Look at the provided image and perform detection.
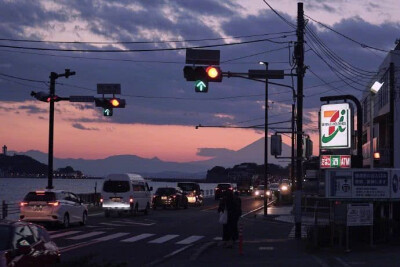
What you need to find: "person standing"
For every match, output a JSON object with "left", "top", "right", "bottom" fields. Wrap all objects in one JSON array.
[
  {"left": 232, "top": 191, "right": 242, "bottom": 242},
  {"left": 218, "top": 190, "right": 241, "bottom": 248}
]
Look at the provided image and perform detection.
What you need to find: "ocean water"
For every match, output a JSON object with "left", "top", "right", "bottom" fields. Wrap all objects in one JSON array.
[{"left": 0, "top": 178, "right": 221, "bottom": 203}]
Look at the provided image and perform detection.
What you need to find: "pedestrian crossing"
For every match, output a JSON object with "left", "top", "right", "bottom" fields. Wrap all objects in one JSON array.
[
  {"left": 50, "top": 230, "right": 207, "bottom": 246},
  {"left": 288, "top": 225, "right": 308, "bottom": 239}
]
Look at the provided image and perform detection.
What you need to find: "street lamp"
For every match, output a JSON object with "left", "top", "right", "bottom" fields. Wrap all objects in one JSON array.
[
  {"left": 370, "top": 81, "right": 384, "bottom": 169},
  {"left": 259, "top": 61, "right": 269, "bottom": 216}
]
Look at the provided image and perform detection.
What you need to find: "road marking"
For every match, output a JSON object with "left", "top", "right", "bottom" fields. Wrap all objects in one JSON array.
[
  {"left": 121, "top": 233, "right": 155, "bottom": 243},
  {"left": 94, "top": 232, "right": 130, "bottom": 241},
  {"left": 88, "top": 212, "right": 103, "bottom": 217},
  {"left": 288, "top": 225, "right": 307, "bottom": 239},
  {"left": 148, "top": 234, "right": 179, "bottom": 244},
  {"left": 112, "top": 220, "right": 155, "bottom": 226},
  {"left": 50, "top": 231, "right": 82, "bottom": 239},
  {"left": 67, "top": 231, "right": 105, "bottom": 240},
  {"left": 259, "top": 246, "right": 274, "bottom": 250},
  {"left": 98, "top": 222, "right": 126, "bottom": 227},
  {"left": 241, "top": 200, "right": 275, "bottom": 218},
  {"left": 213, "top": 237, "right": 222, "bottom": 241},
  {"left": 176, "top": 235, "right": 204, "bottom": 245},
  {"left": 334, "top": 257, "right": 352, "bottom": 267},
  {"left": 311, "top": 255, "right": 330, "bottom": 267},
  {"left": 201, "top": 205, "right": 219, "bottom": 211}
]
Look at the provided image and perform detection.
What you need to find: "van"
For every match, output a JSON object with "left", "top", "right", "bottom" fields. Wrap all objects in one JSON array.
[{"left": 100, "top": 173, "right": 152, "bottom": 217}]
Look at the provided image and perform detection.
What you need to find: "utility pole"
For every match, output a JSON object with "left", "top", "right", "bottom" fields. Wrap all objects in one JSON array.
[
  {"left": 260, "top": 62, "right": 269, "bottom": 216},
  {"left": 295, "top": 2, "right": 305, "bottom": 239},
  {"left": 47, "top": 69, "right": 75, "bottom": 189}
]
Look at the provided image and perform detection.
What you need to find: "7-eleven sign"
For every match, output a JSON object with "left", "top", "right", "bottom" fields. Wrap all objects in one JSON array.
[{"left": 320, "top": 103, "right": 352, "bottom": 149}]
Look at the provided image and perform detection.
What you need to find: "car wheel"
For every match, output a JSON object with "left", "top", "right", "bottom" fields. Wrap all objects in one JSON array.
[
  {"left": 104, "top": 210, "right": 110, "bottom": 218},
  {"left": 80, "top": 211, "right": 87, "bottom": 226},
  {"left": 62, "top": 213, "right": 70, "bottom": 228},
  {"left": 144, "top": 203, "right": 150, "bottom": 215}
]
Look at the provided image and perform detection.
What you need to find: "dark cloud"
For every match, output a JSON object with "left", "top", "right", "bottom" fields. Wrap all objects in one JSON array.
[
  {"left": 0, "top": 0, "right": 397, "bottom": 133},
  {"left": 71, "top": 123, "right": 99, "bottom": 131},
  {"left": 18, "top": 105, "right": 47, "bottom": 114}
]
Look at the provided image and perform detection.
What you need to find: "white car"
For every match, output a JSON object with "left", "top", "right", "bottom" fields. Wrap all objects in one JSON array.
[
  {"left": 101, "top": 173, "right": 153, "bottom": 217},
  {"left": 19, "top": 190, "right": 88, "bottom": 228},
  {"left": 254, "top": 185, "right": 265, "bottom": 199}
]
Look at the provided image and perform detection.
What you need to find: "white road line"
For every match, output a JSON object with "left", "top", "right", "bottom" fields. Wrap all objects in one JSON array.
[
  {"left": 94, "top": 232, "right": 130, "bottom": 241},
  {"left": 148, "top": 234, "right": 179, "bottom": 244},
  {"left": 50, "top": 231, "right": 82, "bottom": 239},
  {"left": 121, "top": 233, "right": 155, "bottom": 243},
  {"left": 213, "top": 237, "right": 222, "bottom": 241},
  {"left": 176, "top": 235, "right": 204, "bottom": 245},
  {"left": 334, "top": 257, "right": 352, "bottom": 267},
  {"left": 98, "top": 222, "right": 126, "bottom": 227},
  {"left": 311, "top": 255, "right": 330, "bottom": 267},
  {"left": 88, "top": 212, "right": 103, "bottom": 217},
  {"left": 111, "top": 220, "right": 155, "bottom": 226},
  {"left": 67, "top": 231, "right": 105, "bottom": 240}
]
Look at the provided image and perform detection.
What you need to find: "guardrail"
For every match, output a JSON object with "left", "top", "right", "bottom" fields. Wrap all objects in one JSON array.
[{"left": 1, "top": 200, "right": 20, "bottom": 219}]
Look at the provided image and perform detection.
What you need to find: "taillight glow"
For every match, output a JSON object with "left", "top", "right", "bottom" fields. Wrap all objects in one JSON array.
[
  {"left": 100, "top": 198, "right": 103, "bottom": 203},
  {"left": 20, "top": 202, "right": 28, "bottom": 207},
  {"left": 129, "top": 198, "right": 134, "bottom": 203},
  {"left": 48, "top": 201, "right": 59, "bottom": 207},
  {"left": 229, "top": 187, "right": 233, "bottom": 190}
]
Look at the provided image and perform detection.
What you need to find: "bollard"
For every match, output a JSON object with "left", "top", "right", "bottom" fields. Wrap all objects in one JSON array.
[{"left": 239, "top": 223, "right": 243, "bottom": 255}]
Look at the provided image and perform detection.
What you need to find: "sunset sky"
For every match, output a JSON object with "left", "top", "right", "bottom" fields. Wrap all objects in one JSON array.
[{"left": 0, "top": 0, "right": 399, "bottom": 163}]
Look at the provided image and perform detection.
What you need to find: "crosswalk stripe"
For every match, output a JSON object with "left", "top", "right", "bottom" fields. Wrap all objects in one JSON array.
[
  {"left": 50, "top": 231, "right": 82, "bottom": 239},
  {"left": 148, "top": 234, "right": 179, "bottom": 244},
  {"left": 67, "top": 231, "right": 105, "bottom": 240},
  {"left": 176, "top": 235, "right": 204, "bottom": 245},
  {"left": 98, "top": 222, "right": 126, "bottom": 227},
  {"left": 111, "top": 220, "right": 155, "bottom": 226},
  {"left": 121, "top": 233, "right": 155, "bottom": 243},
  {"left": 94, "top": 232, "right": 130, "bottom": 241}
]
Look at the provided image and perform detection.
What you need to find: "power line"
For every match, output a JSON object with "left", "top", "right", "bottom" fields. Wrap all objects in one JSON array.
[
  {"left": 221, "top": 46, "right": 291, "bottom": 63},
  {"left": 0, "top": 37, "right": 291, "bottom": 53},
  {"left": 0, "top": 31, "right": 296, "bottom": 45},
  {"left": 304, "top": 14, "right": 390, "bottom": 53},
  {"left": 262, "top": 0, "right": 297, "bottom": 29}
]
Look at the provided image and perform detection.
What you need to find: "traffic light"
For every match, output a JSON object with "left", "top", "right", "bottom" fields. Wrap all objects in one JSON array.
[
  {"left": 95, "top": 98, "right": 126, "bottom": 108},
  {"left": 183, "top": 66, "right": 222, "bottom": 93},
  {"left": 31, "top": 91, "right": 61, "bottom": 102},
  {"left": 103, "top": 108, "right": 113, "bottom": 117}
]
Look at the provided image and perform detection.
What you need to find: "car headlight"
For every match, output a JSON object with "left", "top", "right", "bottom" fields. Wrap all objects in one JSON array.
[
  {"left": 255, "top": 191, "right": 259, "bottom": 195},
  {"left": 266, "top": 191, "right": 271, "bottom": 196},
  {"left": 281, "top": 185, "right": 288, "bottom": 191}
]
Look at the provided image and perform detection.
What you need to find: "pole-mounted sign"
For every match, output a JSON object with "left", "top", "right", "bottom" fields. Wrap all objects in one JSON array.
[{"left": 320, "top": 103, "right": 352, "bottom": 149}]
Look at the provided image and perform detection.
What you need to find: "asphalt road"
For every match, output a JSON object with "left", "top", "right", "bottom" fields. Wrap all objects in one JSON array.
[{"left": 50, "top": 196, "right": 265, "bottom": 266}]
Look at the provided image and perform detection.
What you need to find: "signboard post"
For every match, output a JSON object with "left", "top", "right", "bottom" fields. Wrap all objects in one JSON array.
[{"left": 320, "top": 103, "right": 352, "bottom": 149}]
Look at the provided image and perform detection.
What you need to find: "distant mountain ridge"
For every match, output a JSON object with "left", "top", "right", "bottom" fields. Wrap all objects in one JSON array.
[{"left": 9, "top": 137, "right": 290, "bottom": 177}]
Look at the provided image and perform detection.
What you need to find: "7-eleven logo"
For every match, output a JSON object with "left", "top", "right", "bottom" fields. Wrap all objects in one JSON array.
[{"left": 321, "top": 109, "right": 347, "bottom": 144}]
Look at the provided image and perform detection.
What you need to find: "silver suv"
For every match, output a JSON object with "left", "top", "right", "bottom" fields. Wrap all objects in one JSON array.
[{"left": 20, "top": 190, "right": 88, "bottom": 228}]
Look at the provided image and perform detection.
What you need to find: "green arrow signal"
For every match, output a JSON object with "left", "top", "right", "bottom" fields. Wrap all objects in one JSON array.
[
  {"left": 195, "top": 80, "right": 208, "bottom": 92},
  {"left": 103, "top": 108, "right": 113, "bottom": 116}
]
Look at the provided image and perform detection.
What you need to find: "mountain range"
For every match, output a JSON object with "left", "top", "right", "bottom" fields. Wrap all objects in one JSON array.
[{"left": 10, "top": 137, "right": 291, "bottom": 178}]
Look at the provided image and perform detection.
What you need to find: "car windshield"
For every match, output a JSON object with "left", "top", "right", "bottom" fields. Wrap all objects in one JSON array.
[
  {"left": 177, "top": 183, "right": 197, "bottom": 191},
  {"left": 0, "top": 225, "right": 11, "bottom": 250},
  {"left": 257, "top": 185, "right": 264, "bottom": 190},
  {"left": 23, "top": 192, "right": 56, "bottom": 202},
  {"left": 217, "top": 184, "right": 231, "bottom": 189},
  {"left": 156, "top": 188, "right": 176, "bottom": 195},
  {"left": 269, "top": 183, "right": 279, "bottom": 189},
  {"left": 103, "top": 180, "right": 130, "bottom": 193}
]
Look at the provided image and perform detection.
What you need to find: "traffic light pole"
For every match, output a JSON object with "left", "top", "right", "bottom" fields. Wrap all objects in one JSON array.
[
  {"left": 46, "top": 70, "right": 75, "bottom": 189},
  {"left": 295, "top": 2, "right": 305, "bottom": 239},
  {"left": 261, "top": 62, "right": 269, "bottom": 216}
]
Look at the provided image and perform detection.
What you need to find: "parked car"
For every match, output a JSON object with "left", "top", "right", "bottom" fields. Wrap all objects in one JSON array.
[
  {"left": 0, "top": 220, "right": 60, "bottom": 267},
  {"left": 20, "top": 190, "right": 88, "bottom": 228},
  {"left": 152, "top": 187, "right": 188, "bottom": 209},
  {"left": 177, "top": 182, "right": 203, "bottom": 206},
  {"left": 101, "top": 173, "right": 153, "bottom": 217},
  {"left": 214, "top": 183, "right": 234, "bottom": 200}
]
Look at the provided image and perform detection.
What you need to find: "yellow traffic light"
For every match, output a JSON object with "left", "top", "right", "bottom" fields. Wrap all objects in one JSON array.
[
  {"left": 206, "top": 66, "right": 220, "bottom": 79},
  {"left": 110, "top": 98, "right": 120, "bottom": 107}
]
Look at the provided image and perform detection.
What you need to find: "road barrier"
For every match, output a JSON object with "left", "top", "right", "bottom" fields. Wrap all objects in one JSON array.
[{"left": 1, "top": 200, "right": 19, "bottom": 219}]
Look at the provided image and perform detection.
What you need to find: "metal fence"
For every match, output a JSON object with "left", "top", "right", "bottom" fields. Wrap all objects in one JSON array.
[{"left": 1, "top": 200, "right": 20, "bottom": 219}]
